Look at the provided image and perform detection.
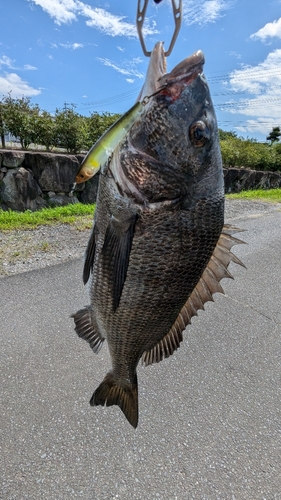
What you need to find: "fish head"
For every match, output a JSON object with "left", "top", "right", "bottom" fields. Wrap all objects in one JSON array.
[{"left": 113, "top": 42, "right": 223, "bottom": 206}]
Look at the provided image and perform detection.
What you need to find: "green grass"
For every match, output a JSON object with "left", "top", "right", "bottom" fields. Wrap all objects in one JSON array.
[
  {"left": 0, "top": 203, "right": 95, "bottom": 231},
  {"left": 1, "top": 188, "right": 280, "bottom": 232},
  {"left": 226, "top": 188, "right": 281, "bottom": 203}
]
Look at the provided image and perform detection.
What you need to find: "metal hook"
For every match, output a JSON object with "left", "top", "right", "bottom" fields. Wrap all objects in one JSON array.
[{"left": 136, "top": 0, "right": 182, "bottom": 57}]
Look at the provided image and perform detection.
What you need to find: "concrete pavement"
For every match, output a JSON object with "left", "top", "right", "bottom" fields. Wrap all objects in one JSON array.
[{"left": 1, "top": 207, "right": 280, "bottom": 499}]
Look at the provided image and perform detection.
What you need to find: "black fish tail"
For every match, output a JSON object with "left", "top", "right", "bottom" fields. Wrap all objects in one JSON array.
[{"left": 90, "top": 372, "right": 138, "bottom": 428}]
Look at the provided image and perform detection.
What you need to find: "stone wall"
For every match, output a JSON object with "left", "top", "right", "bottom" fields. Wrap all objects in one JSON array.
[
  {"left": 223, "top": 167, "right": 281, "bottom": 193},
  {"left": 0, "top": 149, "right": 280, "bottom": 212},
  {"left": 0, "top": 150, "right": 99, "bottom": 211}
]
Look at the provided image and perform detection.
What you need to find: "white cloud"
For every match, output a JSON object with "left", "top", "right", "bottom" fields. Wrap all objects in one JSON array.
[
  {"left": 0, "top": 72, "right": 41, "bottom": 96},
  {"left": 235, "top": 118, "right": 278, "bottom": 136},
  {"left": 250, "top": 17, "right": 281, "bottom": 41},
  {"left": 28, "top": 0, "right": 159, "bottom": 37},
  {"left": 97, "top": 57, "right": 144, "bottom": 79},
  {"left": 0, "top": 55, "right": 16, "bottom": 69},
  {"left": 229, "top": 51, "right": 241, "bottom": 60},
  {"left": 83, "top": 6, "right": 136, "bottom": 37},
  {"left": 126, "top": 78, "right": 135, "bottom": 84},
  {"left": 183, "top": 0, "right": 233, "bottom": 26},
  {"left": 72, "top": 42, "right": 83, "bottom": 49},
  {"left": 228, "top": 49, "right": 281, "bottom": 93},
  {"left": 117, "top": 46, "right": 125, "bottom": 52},
  {"left": 221, "top": 49, "right": 281, "bottom": 135},
  {"left": 60, "top": 42, "right": 84, "bottom": 49},
  {"left": 28, "top": 0, "right": 78, "bottom": 25},
  {"left": 1, "top": 58, "right": 37, "bottom": 72},
  {"left": 84, "top": 6, "right": 158, "bottom": 37},
  {"left": 24, "top": 64, "right": 37, "bottom": 70}
]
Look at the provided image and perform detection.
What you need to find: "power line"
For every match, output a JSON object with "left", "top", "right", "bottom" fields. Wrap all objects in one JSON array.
[
  {"left": 218, "top": 122, "right": 279, "bottom": 128},
  {"left": 65, "top": 68, "right": 281, "bottom": 110},
  {"left": 79, "top": 86, "right": 142, "bottom": 108},
  {"left": 216, "top": 97, "right": 281, "bottom": 110},
  {"left": 47, "top": 65, "right": 281, "bottom": 114},
  {"left": 207, "top": 69, "right": 281, "bottom": 83}
]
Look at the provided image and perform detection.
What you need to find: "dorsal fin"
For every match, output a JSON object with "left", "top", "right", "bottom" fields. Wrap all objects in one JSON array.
[{"left": 142, "top": 225, "right": 246, "bottom": 366}]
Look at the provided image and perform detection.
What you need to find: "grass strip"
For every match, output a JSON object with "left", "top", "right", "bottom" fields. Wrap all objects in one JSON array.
[
  {"left": 0, "top": 203, "right": 95, "bottom": 231},
  {"left": 226, "top": 188, "right": 281, "bottom": 203},
  {"left": 0, "top": 188, "right": 280, "bottom": 232}
]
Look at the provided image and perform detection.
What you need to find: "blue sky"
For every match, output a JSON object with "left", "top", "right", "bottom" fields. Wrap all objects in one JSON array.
[{"left": 0, "top": 0, "right": 280, "bottom": 141}]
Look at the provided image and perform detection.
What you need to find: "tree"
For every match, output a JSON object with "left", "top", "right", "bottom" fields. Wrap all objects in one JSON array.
[
  {"left": 219, "top": 135, "right": 241, "bottom": 168},
  {"left": 85, "top": 111, "right": 121, "bottom": 149},
  {"left": 1, "top": 94, "right": 39, "bottom": 149},
  {"left": 266, "top": 126, "right": 281, "bottom": 145},
  {"left": 31, "top": 110, "right": 56, "bottom": 151},
  {"left": 54, "top": 105, "right": 88, "bottom": 153},
  {"left": 0, "top": 100, "right": 6, "bottom": 148},
  {"left": 218, "top": 129, "right": 237, "bottom": 141},
  {"left": 220, "top": 130, "right": 281, "bottom": 172}
]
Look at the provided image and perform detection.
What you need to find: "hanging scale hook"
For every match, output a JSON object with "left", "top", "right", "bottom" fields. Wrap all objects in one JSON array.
[{"left": 136, "top": 0, "right": 182, "bottom": 57}]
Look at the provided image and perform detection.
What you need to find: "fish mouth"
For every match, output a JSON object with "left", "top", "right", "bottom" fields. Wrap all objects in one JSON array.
[
  {"left": 139, "top": 42, "right": 205, "bottom": 103},
  {"left": 158, "top": 49, "right": 205, "bottom": 87}
]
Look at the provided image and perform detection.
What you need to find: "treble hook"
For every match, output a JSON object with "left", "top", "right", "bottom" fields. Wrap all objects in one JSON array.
[{"left": 136, "top": 0, "right": 182, "bottom": 57}]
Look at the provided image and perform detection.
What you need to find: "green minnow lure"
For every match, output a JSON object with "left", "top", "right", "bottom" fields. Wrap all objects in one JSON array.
[{"left": 75, "top": 101, "right": 144, "bottom": 183}]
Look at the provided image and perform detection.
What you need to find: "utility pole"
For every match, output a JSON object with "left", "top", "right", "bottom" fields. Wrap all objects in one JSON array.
[{"left": 0, "top": 116, "right": 5, "bottom": 149}]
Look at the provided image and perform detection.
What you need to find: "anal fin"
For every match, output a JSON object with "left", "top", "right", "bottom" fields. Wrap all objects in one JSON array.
[
  {"left": 142, "top": 325, "right": 183, "bottom": 366},
  {"left": 71, "top": 306, "right": 104, "bottom": 353},
  {"left": 142, "top": 225, "right": 246, "bottom": 367}
]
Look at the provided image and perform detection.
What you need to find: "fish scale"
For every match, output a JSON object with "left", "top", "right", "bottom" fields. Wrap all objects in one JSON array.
[{"left": 72, "top": 42, "right": 245, "bottom": 428}]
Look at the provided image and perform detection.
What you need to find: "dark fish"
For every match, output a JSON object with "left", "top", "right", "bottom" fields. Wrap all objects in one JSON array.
[{"left": 72, "top": 42, "right": 245, "bottom": 428}]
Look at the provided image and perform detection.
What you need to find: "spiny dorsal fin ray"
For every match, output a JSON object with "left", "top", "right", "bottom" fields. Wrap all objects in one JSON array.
[
  {"left": 71, "top": 306, "right": 104, "bottom": 353},
  {"left": 216, "top": 243, "right": 247, "bottom": 269},
  {"left": 209, "top": 254, "right": 234, "bottom": 280},
  {"left": 204, "top": 266, "right": 225, "bottom": 295},
  {"left": 142, "top": 225, "right": 246, "bottom": 367},
  {"left": 218, "top": 232, "right": 246, "bottom": 250},
  {"left": 222, "top": 224, "right": 247, "bottom": 235}
]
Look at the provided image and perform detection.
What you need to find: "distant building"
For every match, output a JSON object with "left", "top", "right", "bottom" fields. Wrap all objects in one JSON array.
[{"left": 4, "top": 132, "right": 20, "bottom": 143}]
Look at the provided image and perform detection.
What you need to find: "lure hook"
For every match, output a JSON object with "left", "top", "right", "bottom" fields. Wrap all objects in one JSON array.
[{"left": 136, "top": 0, "right": 182, "bottom": 57}]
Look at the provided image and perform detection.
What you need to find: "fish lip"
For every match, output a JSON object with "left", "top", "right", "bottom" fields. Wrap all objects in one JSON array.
[
  {"left": 139, "top": 46, "right": 205, "bottom": 102},
  {"left": 138, "top": 41, "right": 166, "bottom": 101},
  {"left": 158, "top": 50, "right": 205, "bottom": 88}
]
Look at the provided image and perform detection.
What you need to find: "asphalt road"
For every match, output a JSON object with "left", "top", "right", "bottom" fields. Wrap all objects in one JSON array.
[{"left": 1, "top": 207, "right": 281, "bottom": 500}]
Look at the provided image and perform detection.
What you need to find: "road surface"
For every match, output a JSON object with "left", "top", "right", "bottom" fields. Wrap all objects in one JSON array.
[{"left": 1, "top": 206, "right": 280, "bottom": 499}]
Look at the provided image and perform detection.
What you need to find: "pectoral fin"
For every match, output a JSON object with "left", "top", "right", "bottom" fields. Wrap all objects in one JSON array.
[
  {"left": 72, "top": 306, "right": 104, "bottom": 353},
  {"left": 83, "top": 225, "right": 98, "bottom": 285},
  {"left": 102, "top": 214, "right": 137, "bottom": 312},
  {"left": 142, "top": 225, "right": 246, "bottom": 366}
]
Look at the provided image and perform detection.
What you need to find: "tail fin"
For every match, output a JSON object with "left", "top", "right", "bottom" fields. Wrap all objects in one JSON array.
[{"left": 90, "top": 372, "right": 138, "bottom": 428}]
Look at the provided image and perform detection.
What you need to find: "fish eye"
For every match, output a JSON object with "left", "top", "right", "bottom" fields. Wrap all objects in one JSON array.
[{"left": 189, "top": 121, "right": 210, "bottom": 147}]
